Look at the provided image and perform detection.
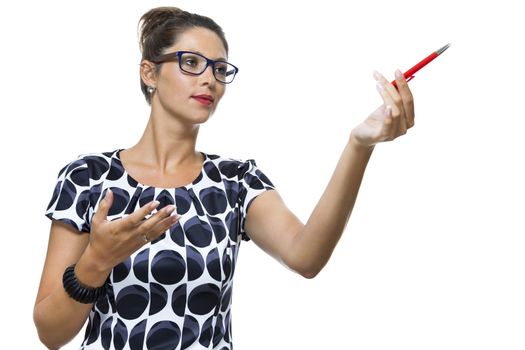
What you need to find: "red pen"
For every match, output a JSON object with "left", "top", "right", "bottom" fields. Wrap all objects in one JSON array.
[{"left": 391, "top": 43, "right": 450, "bottom": 88}]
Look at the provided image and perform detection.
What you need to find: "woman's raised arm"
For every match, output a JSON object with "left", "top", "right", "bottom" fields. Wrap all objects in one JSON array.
[{"left": 244, "top": 69, "right": 415, "bottom": 278}]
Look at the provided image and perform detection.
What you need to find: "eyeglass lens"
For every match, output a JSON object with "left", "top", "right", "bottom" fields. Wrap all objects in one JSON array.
[{"left": 179, "top": 52, "right": 236, "bottom": 83}]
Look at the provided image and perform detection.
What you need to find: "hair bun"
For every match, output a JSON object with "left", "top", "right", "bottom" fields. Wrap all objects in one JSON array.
[{"left": 138, "top": 7, "right": 185, "bottom": 54}]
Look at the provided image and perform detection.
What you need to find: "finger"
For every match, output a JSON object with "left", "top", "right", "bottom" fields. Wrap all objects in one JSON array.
[
  {"left": 391, "top": 71, "right": 408, "bottom": 134},
  {"left": 92, "top": 188, "right": 113, "bottom": 225},
  {"left": 137, "top": 204, "right": 177, "bottom": 234},
  {"left": 394, "top": 69, "right": 415, "bottom": 128},
  {"left": 376, "top": 81, "right": 402, "bottom": 136},
  {"left": 378, "top": 105, "right": 396, "bottom": 141},
  {"left": 373, "top": 71, "right": 405, "bottom": 119},
  {"left": 377, "top": 70, "right": 408, "bottom": 135},
  {"left": 125, "top": 200, "right": 160, "bottom": 226},
  {"left": 375, "top": 80, "right": 394, "bottom": 108},
  {"left": 146, "top": 212, "right": 182, "bottom": 242}
]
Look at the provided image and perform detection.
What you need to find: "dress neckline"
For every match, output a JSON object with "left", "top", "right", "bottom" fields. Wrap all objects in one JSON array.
[{"left": 114, "top": 149, "right": 207, "bottom": 190}]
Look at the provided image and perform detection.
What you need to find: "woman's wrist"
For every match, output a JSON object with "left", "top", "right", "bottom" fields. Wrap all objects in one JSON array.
[
  {"left": 348, "top": 132, "right": 375, "bottom": 154},
  {"left": 74, "top": 246, "right": 113, "bottom": 288}
]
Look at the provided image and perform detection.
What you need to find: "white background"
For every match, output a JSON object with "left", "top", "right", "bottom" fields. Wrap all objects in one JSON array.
[{"left": 1, "top": 0, "right": 524, "bottom": 349}]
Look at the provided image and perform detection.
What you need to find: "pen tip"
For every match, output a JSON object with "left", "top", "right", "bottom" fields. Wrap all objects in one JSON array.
[{"left": 436, "top": 43, "right": 451, "bottom": 55}]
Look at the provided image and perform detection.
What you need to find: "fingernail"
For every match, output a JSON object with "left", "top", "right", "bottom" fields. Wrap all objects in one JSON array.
[
  {"left": 151, "top": 200, "right": 160, "bottom": 209},
  {"left": 373, "top": 70, "right": 381, "bottom": 81},
  {"left": 395, "top": 69, "right": 403, "bottom": 79},
  {"left": 376, "top": 82, "right": 384, "bottom": 91},
  {"left": 174, "top": 214, "right": 182, "bottom": 221},
  {"left": 166, "top": 205, "right": 176, "bottom": 215}
]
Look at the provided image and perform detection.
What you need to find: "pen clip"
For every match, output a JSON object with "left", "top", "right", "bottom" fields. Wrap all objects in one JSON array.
[{"left": 406, "top": 75, "right": 415, "bottom": 82}]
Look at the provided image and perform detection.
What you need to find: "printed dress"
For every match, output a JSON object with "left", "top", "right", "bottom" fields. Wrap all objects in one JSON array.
[{"left": 45, "top": 149, "right": 275, "bottom": 350}]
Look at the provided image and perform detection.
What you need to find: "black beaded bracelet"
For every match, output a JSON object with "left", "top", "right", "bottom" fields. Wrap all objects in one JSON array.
[{"left": 62, "top": 264, "right": 107, "bottom": 304}]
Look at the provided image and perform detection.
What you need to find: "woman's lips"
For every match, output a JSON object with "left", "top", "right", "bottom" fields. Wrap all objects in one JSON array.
[{"left": 192, "top": 95, "right": 214, "bottom": 106}]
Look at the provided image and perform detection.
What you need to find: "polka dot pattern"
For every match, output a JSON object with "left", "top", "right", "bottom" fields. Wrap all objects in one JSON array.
[
  {"left": 149, "top": 283, "right": 167, "bottom": 316},
  {"left": 146, "top": 321, "right": 181, "bottom": 350},
  {"left": 181, "top": 315, "right": 200, "bottom": 349},
  {"left": 129, "top": 320, "right": 147, "bottom": 350},
  {"left": 187, "top": 246, "right": 205, "bottom": 281},
  {"left": 116, "top": 285, "right": 149, "bottom": 320},
  {"left": 133, "top": 249, "right": 149, "bottom": 283},
  {"left": 113, "top": 319, "right": 128, "bottom": 350},
  {"left": 206, "top": 248, "right": 222, "bottom": 282},
  {"left": 45, "top": 149, "right": 275, "bottom": 349},
  {"left": 188, "top": 283, "right": 221, "bottom": 315},
  {"left": 151, "top": 250, "right": 186, "bottom": 285},
  {"left": 113, "top": 257, "right": 131, "bottom": 283},
  {"left": 100, "top": 316, "right": 113, "bottom": 350},
  {"left": 184, "top": 217, "right": 213, "bottom": 248},
  {"left": 171, "top": 284, "right": 187, "bottom": 317}
]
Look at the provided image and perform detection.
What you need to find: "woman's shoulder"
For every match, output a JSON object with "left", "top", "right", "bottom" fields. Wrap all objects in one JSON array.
[
  {"left": 54, "top": 149, "right": 120, "bottom": 180},
  {"left": 204, "top": 152, "right": 258, "bottom": 178}
]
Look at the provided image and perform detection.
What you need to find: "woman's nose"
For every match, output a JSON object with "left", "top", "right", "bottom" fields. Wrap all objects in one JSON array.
[{"left": 198, "top": 65, "right": 215, "bottom": 86}]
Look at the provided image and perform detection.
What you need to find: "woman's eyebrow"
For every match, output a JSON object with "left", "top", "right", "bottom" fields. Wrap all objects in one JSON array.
[{"left": 188, "top": 49, "right": 227, "bottom": 61}]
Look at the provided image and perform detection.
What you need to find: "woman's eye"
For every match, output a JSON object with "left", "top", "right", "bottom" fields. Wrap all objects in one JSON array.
[
  {"left": 215, "top": 65, "right": 227, "bottom": 75},
  {"left": 184, "top": 58, "right": 197, "bottom": 67}
]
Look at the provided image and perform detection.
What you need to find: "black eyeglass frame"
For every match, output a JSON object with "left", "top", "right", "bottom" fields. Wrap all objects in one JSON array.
[{"left": 151, "top": 50, "right": 239, "bottom": 84}]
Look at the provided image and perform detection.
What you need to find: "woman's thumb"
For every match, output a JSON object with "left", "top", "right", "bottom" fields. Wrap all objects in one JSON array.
[{"left": 94, "top": 188, "right": 113, "bottom": 222}]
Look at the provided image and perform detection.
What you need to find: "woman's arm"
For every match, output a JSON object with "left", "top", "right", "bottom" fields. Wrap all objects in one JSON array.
[
  {"left": 245, "top": 70, "right": 414, "bottom": 278},
  {"left": 33, "top": 221, "right": 100, "bottom": 349},
  {"left": 34, "top": 190, "right": 180, "bottom": 349},
  {"left": 244, "top": 136, "right": 373, "bottom": 278}
]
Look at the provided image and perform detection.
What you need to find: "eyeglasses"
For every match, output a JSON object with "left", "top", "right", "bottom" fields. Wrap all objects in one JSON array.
[{"left": 152, "top": 51, "right": 239, "bottom": 84}]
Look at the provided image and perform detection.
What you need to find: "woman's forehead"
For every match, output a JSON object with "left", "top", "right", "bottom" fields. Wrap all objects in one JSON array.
[{"left": 168, "top": 27, "right": 227, "bottom": 60}]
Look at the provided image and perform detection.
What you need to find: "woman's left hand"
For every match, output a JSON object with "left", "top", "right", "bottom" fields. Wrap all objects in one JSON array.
[{"left": 351, "top": 69, "right": 415, "bottom": 147}]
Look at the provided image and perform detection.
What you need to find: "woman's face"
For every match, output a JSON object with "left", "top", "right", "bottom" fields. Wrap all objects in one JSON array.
[{"left": 152, "top": 27, "right": 228, "bottom": 124}]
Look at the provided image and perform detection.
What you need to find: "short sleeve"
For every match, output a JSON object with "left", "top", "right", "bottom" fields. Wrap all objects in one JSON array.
[
  {"left": 238, "top": 159, "right": 275, "bottom": 241},
  {"left": 45, "top": 158, "right": 91, "bottom": 232}
]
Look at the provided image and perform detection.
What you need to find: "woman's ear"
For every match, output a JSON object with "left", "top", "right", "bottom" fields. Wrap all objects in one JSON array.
[{"left": 140, "top": 60, "right": 158, "bottom": 87}]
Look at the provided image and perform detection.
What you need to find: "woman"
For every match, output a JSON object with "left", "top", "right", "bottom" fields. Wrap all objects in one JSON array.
[{"left": 34, "top": 6, "right": 414, "bottom": 350}]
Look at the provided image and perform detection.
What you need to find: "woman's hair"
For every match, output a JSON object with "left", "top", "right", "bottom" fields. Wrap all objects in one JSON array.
[{"left": 138, "top": 7, "right": 229, "bottom": 104}]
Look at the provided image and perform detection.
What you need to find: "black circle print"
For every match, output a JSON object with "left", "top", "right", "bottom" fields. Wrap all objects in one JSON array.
[
  {"left": 151, "top": 250, "right": 186, "bottom": 285},
  {"left": 45, "top": 150, "right": 275, "bottom": 348},
  {"left": 188, "top": 283, "right": 221, "bottom": 315},
  {"left": 146, "top": 321, "right": 181, "bottom": 350},
  {"left": 116, "top": 285, "right": 149, "bottom": 320}
]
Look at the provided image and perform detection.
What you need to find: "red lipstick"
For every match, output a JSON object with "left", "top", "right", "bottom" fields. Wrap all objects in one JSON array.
[{"left": 191, "top": 95, "right": 214, "bottom": 106}]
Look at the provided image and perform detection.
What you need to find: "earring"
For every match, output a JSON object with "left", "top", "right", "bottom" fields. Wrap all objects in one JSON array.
[{"left": 147, "top": 86, "right": 156, "bottom": 93}]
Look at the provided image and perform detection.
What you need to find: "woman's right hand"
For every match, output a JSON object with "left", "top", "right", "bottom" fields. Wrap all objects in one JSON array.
[
  {"left": 86, "top": 188, "right": 181, "bottom": 273},
  {"left": 33, "top": 188, "right": 180, "bottom": 348}
]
